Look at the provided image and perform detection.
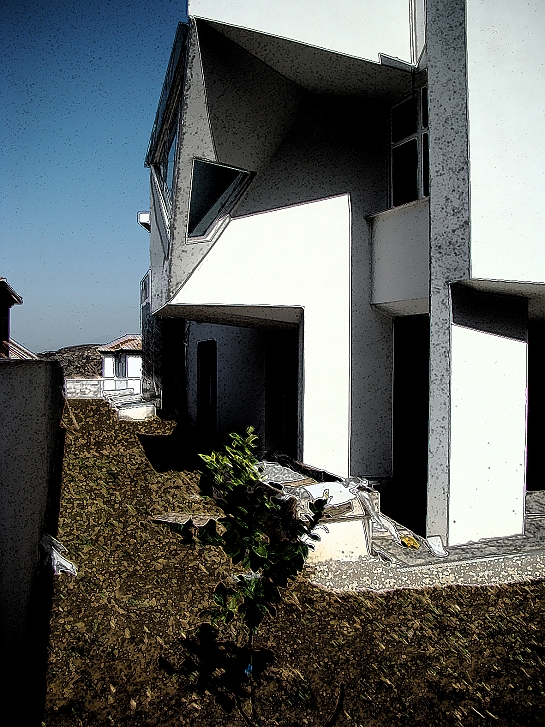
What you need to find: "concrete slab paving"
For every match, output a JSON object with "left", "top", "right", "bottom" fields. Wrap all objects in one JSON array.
[{"left": 305, "top": 491, "right": 545, "bottom": 593}]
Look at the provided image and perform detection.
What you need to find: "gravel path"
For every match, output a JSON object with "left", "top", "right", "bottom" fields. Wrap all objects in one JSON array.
[{"left": 305, "top": 551, "right": 545, "bottom": 592}]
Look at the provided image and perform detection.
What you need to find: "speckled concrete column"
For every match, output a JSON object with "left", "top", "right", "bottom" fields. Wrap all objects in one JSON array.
[{"left": 426, "top": 0, "right": 471, "bottom": 541}]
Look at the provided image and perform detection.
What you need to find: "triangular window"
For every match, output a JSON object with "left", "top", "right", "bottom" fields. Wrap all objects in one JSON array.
[{"left": 188, "top": 159, "right": 252, "bottom": 238}]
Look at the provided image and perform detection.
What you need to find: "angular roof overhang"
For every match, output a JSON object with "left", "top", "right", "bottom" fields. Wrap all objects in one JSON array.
[
  {"left": 199, "top": 17, "right": 414, "bottom": 100},
  {"left": 157, "top": 303, "right": 302, "bottom": 329},
  {"left": 145, "top": 17, "right": 415, "bottom": 168}
]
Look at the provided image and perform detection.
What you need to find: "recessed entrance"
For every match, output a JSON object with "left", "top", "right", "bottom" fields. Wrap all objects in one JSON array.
[
  {"left": 383, "top": 314, "right": 430, "bottom": 536},
  {"left": 197, "top": 339, "right": 218, "bottom": 450},
  {"left": 527, "top": 321, "right": 545, "bottom": 491},
  {"left": 264, "top": 329, "right": 300, "bottom": 459}
]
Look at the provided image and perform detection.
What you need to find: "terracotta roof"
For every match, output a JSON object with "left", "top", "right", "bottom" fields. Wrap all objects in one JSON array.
[
  {"left": 97, "top": 334, "right": 142, "bottom": 353},
  {"left": 6, "top": 339, "right": 38, "bottom": 359}
]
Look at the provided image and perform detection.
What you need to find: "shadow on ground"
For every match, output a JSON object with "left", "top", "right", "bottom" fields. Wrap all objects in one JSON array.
[{"left": 137, "top": 422, "right": 204, "bottom": 473}]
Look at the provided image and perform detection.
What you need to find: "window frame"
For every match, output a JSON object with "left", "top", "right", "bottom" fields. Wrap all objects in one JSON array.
[
  {"left": 186, "top": 158, "right": 253, "bottom": 243},
  {"left": 390, "top": 85, "right": 429, "bottom": 208}
]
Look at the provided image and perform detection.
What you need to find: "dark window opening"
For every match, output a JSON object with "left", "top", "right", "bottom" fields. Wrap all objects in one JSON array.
[
  {"left": 391, "top": 96, "right": 418, "bottom": 143},
  {"left": 197, "top": 340, "right": 217, "bottom": 449},
  {"left": 392, "top": 140, "right": 418, "bottom": 207},
  {"left": 421, "top": 87, "right": 429, "bottom": 129},
  {"left": 527, "top": 321, "right": 545, "bottom": 491},
  {"left": 264, "top": 329, "right": 299, "bottom": 459},
  {"left": 115, "top": 354, "right": 127, "bottom": 379},
  {"left": 188, "top": 160, "right": 252, "bottom": 238}
]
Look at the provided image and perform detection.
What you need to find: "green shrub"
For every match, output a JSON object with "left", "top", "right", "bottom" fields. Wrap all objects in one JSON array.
[{"left": 159, "top": 427, "right": 346, "bottom": 727}]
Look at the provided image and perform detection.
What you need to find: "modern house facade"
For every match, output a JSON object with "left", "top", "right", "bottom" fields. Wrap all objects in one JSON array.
[{"left": 139, "top": 0, "right": 545, "bottom": 548}]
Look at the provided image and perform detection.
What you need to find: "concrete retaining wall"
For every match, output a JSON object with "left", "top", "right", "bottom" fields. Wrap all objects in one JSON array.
[{"left": 0, "top": 359, "right": 65, "bottom": 724}]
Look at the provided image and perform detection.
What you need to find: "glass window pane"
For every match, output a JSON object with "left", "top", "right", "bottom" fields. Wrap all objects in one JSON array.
[
  {"left": 392, "top": 139, "right": 418, "bottom": 206},
  {"left": 165, "top": 131, "right": 177, "bottom": 194},
  {"left": 391, "top": 96, "right": 418, "bottom": 143}
]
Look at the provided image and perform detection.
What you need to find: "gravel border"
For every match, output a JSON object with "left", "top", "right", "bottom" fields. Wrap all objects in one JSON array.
[{"left": 305, "top": 551, "right": 545, "bottom": 592}]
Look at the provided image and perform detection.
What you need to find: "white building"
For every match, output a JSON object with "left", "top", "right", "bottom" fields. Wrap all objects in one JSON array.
[
  {"left": 98, "top": 334, "right": 143, "bottom": 394},
  {"left": 138, "top": 1, "right": 545, "bottom": 548}
]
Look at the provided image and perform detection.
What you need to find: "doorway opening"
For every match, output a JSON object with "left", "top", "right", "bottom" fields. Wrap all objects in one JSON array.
[
  {"left": 527, "top": 321, "right": 545, "bottom": 491},
  {"left": 197, "top": 339, "right": 217, "bottom": 451},
  {"left": 264, "top": 329, "right": 300, "bottom": 460},
  {"left": 383, "top": 314, "right": 430, "bottom": 536}
]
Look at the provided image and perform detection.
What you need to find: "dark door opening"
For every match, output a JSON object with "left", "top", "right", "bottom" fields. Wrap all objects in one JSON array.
[
  {"left": 527, "top": 321, "right": 545, "bottom": 491},
  {"left": 197, "top": 340, "right": 217, "bottom": 451},
  {"left": 264, "top": 329, "right": 299, "bottom": 459},
  {"left": 383, "top": 315, "right": 430, "bottom": 537}
]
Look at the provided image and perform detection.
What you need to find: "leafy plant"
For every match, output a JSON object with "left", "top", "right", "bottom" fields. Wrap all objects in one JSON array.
[{"left": 158, "top": 426, "right": 345, "bottom": 726}]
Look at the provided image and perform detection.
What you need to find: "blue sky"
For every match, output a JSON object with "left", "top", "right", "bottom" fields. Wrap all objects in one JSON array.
[{"left": 1, "top": 0, "right": 188, "bottom": 352}]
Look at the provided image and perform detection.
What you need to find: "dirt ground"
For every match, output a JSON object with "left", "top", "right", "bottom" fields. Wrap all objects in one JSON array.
[{"left": 43, "top": 400, "right": 545, "bottom": 727}]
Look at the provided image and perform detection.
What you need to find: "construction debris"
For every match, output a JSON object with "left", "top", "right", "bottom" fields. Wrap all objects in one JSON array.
[{"left": 41, "top": 534, "right": 78, "bottom": 576}]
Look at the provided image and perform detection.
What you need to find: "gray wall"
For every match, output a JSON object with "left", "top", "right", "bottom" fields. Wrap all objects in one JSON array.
[
  {"left": 186, "top": 321, "right": 267, "bottom": 447},
  {"left": 165, "top": 19, "right": 305, "bottom": 306},
  {"left": 0, "top": 360, "right": 65, "bottom": 723}
]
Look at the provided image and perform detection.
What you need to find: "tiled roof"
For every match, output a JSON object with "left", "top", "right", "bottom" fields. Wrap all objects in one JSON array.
[
  {"left": 97, "top": 334, "right": 142, "bottom": 353},
  {"left": 7, "top": 339, "right": 38, "bottom": 359},
  {"left": 0, "top": 277, "right": 23, "bottom": 305}
]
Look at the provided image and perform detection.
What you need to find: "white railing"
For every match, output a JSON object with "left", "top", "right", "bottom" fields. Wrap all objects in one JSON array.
[{"left": 64, "top": 378, "right": 141, "bottom": 399}]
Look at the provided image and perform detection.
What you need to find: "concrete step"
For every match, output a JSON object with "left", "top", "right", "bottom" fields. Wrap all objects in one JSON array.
[{"left": 117, "top": 402, "right": 156, "bottom": 421}]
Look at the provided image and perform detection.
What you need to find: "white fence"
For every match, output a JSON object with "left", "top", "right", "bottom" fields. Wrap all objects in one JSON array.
[{"left": 65, "top": 378, "right": 141, "bottom": 399}]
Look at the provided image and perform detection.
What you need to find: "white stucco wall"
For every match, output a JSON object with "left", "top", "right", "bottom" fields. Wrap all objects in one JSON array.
[
  {"left": 448, "top": 324, "right": 527, "bottom": 546},
  {"left": 189, "top": 0, "right": 411, "bottom": 63},
  {"left": 466, "top": 0, "right": 545, "bottom": 283},
  {"left": 171, "top": 195, "right": 351, "bottom": 475},
  {"left": 102, "top": 355, "right": 114, "bottom": 378}
]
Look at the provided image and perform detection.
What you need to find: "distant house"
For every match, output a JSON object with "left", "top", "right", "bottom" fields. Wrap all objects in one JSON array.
[
  {"left": 60, "top": 335, "right": 143, "bottom": 399},
  {"left": 98, "top": 335, "right": 143, "bottom": 394},
  {"left": 0, "top": 277, "right": 23, "bottom": 359}
]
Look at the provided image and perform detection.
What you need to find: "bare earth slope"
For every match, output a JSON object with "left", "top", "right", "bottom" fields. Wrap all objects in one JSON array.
[
  {"left": 37, "top": 345, "right": 103, "bottom": 378},
  {"left": 44, "top": 401, "right": 545, "bottom": 727}
]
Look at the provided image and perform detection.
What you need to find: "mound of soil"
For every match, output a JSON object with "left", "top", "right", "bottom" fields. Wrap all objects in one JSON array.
[
  {"left": 43, "top": 401, "right": 545, "bottom": 727},
  {"left": 37, "top": 345, "right": 103, "bottom": 378}
]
